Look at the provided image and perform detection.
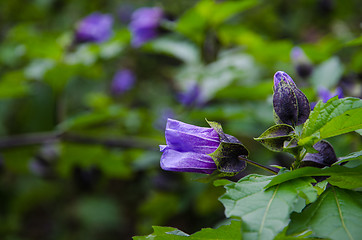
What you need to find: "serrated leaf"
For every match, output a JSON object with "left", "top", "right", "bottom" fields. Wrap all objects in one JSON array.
[
  {"left": 287, "top": 187, "right": 362, "bottom": 240},
  {"left": 219, "top": 174, "right": 317, "bottom": 240},
  {"left": 254, "top": 124, "right": 295, "bottom": 152},
  {"left": 266, "top": 165, "right": 362, "bottom": 189},
  {"left": 133, "top": 220, "right": 242, "bottom": 240},
  {"left": 300, "top": 97, "right": 362, "bottom": 147}
]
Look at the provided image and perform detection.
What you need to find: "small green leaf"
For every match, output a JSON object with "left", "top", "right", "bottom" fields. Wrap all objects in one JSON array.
[
  {"left": 310, "top": 57, "right": 344, "bottom": 89},
  {"left": 300, "top": 97, "right": 362, "bottom": 147},
  {"left": 266, "top": 165, "right": 362, "bottom": 189},
  {"left": 287, "top": 186, "right": 362, "bottom": 240},
  {"left": 254, "top": 124, "right": 295, "bottom": 152},
  {"left": 333, "top": 150, "right": 362, "bottom": 165},
  {"left": 133, "top": 220, "right": 242, "bottom": 239},
  {"left": 219, "top": 174, "right": 317, "bottom": 240}
]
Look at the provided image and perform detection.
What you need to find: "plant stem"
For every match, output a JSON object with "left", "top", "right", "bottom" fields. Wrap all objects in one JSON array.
[{"left": 238, "top": 156, "right": 278, "bottom": 175}]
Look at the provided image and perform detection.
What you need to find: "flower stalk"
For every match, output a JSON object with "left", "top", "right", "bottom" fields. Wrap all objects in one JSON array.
[{"left": 238, "top": 156, "right": 278, "bottom": 175}]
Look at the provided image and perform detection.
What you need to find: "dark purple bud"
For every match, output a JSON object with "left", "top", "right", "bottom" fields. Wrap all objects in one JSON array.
[
  {"left": 301, "top": 140, "right": 338, "bottom": 168},
  {"left": 75, "top": 13, "right": 113, "bottom": 44},
  {"left": 178, "top": 83, "right": 204, "bottom": 107},
  {"left": 273, "top": 71, "right": 310, "bottom": 126},
  {"left": 111, "top": 69, "right": 136, "bottom": 95},
  {"left": 129, "top": 7, "right": 163, "bottom": 47},
  {"left": 160, "top": 118, "right": 220, "bottom": 174}
]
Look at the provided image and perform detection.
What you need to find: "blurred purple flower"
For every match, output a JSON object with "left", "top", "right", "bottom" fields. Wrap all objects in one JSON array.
[
  {"left": 129, "top": 7, "right": 163, "bottom": 47},
  {"left": 290, "top": 47, "right": 313, "bottom": 78},
  {"left": 75, "top": 12, "right": 113, "bottom": 43},
  {"left": 111, "top": 69, "right": 136, "bottom": 95},
  {"left": 273, "top": 71, "right": 310, "bottom": 126},
  {"left": 154, "top": 108, "right": 175, "bottom": 131},
  {"left": 160, "top": 119, "right": 220, "bottom": 174},
  {"left": 311, "top": 87, "right": 344, "bottom": 109},
  {"left": 318, "top": 86, "right": 344, "bottom": 103},
  {"left": 178, "top": 83, "right": 204, "bottom": 107}
]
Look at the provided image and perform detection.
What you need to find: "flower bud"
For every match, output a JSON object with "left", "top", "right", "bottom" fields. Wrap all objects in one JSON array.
[
  {"left": 301, "top": 140, "right": 338, "bottom": 168},
  {"left": 75, "top": 13, "right": 113, "bottom": 44},
  {"left": 273, "top": 71, "right": 310, "bottom": 126}
]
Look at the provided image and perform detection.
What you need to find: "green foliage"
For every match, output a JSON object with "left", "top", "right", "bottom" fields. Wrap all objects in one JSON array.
[
  {"left": 300, "top": 97, "right": 362, "bottom": 148},
  {"left": 133, "top": 220, "right": 242, "bottom": 240},
  {"left": 266, "top": 165, "right": 362, "bottom": 190},
  {"left": 287, "top": 187, "right": 362, "bottom": 240},
  {"left": 219, "top": 174, "right": 317, "bottom": 240}
]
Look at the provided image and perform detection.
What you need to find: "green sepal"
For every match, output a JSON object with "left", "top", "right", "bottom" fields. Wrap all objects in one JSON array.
[
  {"left": 209, "top": 141, "right": 248, "bottom": 175},
  {"left": 254, "top": 124, "right": 295, "bottom": 152},
  {"left": 206, "top": 119, "right": 249, "bottom": 175},
  {"left": 283, "top": 137, "right": 301, "bottom": 155}
]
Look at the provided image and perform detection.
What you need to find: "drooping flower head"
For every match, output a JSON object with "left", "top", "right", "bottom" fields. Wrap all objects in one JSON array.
[
  {"left": 129, "top": 7, "right": 163, "bottom": 47},
  {"left": 111, "top": 69, "right": 136, "bottom": 95},
  {"left": 273, "top": 71, "right": 310, "bottom": 126},
  {"left": 75, "top": 13, "right": 113, "bottom": 44},
  {"left": 160, "top": 119, "right": 219, "bottom": 174}
]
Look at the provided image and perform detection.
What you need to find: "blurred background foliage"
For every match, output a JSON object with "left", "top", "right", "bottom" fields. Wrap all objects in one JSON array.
[{"left": 0, "top": 0, "right": 361, "bottom": 239}]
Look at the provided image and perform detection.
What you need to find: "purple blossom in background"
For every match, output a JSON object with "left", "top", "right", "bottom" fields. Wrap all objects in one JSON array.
[
  {"left": 273, "top": 71, "right": 310, "bottom": 126},
  {"left": 154, "top": 108, "right": 175, "bottom": 131},
  {"left": 75, "top": 13, "right": 113, "bottom": 43},
  {"left": 160, "top": 119, "right": 220, "bottom": 174},
  {"left": 178, "top": 83, "right": 204, "bottom": 107},
  {"left": 318, "top": 86, "right": 344, "bottom": 103},
  {"left": 290, "top": 46, "right": 313, "bottom": 78},
  {"left": 111, "top": 69, "right": 136, "bottom": 95},
  {"left": 129, "top": 7, "right": 163, "bottom": 47},
  {"left": 310, "top": 86, "right": 344, "bottom": 109}
]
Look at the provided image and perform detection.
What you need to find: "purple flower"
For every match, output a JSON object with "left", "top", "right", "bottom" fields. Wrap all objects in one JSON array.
[
  {"left": 129, "top": 7, "right": 163, "bottom": 47},
  {"left": 290, "top": 47, "right": 313, "bottom": 78},
  {"left": 75, "top": 13, "right": 113, "bottom": 43},
  {"left": 178, "top": 83, "right": 204, "bottom": 107},
  {"left": 160, "top": 119, "right": 220, "bottom": 174},
  {"left": 273, "top": 71, "right": 310, "bottom": 126},
  {"left": 111, "top": 69, "right": 136, "bottom": 95},
  {"left": 318, "top": 86, "right": 344, "bottom": 103},
  {"left": 311, "top": 87, "right": 344, "bottom": 110}
]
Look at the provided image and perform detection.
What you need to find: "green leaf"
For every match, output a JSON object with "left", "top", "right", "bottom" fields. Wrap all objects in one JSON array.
[
  {"left": 310, "top": 57, "right": 343, "bottom": 89},
  {"left": 0, "top": 70, "right": 29, "bottom": 98},
  {"left": 333, "top": 150, "right": 362, "bottom": 165},
  {"left": 266, "top": 165, "right": 362, "bottom": 189},
  {"left": 287, "top": 187, "right": 362, "bottom": 240},
  {"left": 133, "top": 220, "right": 242, "bottom": 239},
  {"left": 254, "top": 124, "right": 295, "bottom": 152},
  {"left": 300, "top": 97, "right": 362, "bottom": 147},
  {"left": 219, "top": 174, "right": 317, "bottom": 240}
]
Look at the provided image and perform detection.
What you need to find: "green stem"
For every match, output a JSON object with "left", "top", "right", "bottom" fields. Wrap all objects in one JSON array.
[{"left": 238, "top": 156, "right": 278, "bottom": 175}]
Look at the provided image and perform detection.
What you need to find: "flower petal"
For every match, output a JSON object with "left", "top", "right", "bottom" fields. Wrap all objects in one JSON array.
[
  {"left": 160, "top": 149, "right": 217, "bottom": 174},
  {"left": 165, "top": 119, "right": 220, "bottom": 154}
]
